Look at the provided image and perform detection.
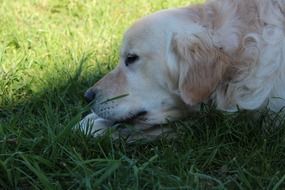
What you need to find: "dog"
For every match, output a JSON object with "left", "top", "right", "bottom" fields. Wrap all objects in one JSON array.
[{"left": 79, "top": 0, "right": 285, "bottom": 139}]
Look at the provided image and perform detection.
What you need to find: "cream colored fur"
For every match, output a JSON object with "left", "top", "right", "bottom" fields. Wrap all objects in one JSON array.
[{"left": 80, "top": 0, "right": 285, "bottom": 138}]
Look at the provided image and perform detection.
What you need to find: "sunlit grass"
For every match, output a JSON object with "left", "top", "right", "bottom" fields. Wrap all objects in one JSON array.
[{"left": 1, "top": 0, "right": 285, "bottom": 189}]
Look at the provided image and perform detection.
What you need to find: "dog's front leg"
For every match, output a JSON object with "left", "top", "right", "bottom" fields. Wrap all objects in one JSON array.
[
  {"left": 77, "top": 113, "right": 113, "bottom": 137},
  {"left": 76, "top": 114, "right": 173, "bottom": 141}
]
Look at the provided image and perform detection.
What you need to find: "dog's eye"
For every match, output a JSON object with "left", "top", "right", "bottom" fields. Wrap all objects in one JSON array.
[{"left": 125, "top": 54, "right": 139, "bottom": 66}]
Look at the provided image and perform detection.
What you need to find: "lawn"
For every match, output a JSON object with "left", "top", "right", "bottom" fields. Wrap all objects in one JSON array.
[{"left": 1, "top": 0, "right": 285, "bottom": 189}]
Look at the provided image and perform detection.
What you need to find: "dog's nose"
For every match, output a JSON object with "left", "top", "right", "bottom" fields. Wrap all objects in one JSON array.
[{"left": 84, "top": 89, "right": 96, "bottom": 103}]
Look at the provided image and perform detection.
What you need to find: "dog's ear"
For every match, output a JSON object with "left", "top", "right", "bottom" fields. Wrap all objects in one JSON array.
[{"left": 172, "top": 33, "right": 230, "bottom": 105}]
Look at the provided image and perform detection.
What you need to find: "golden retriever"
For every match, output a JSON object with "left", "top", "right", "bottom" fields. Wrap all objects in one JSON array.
[{"left": 79, "top": 0, "right": 285, "bottom": 139}]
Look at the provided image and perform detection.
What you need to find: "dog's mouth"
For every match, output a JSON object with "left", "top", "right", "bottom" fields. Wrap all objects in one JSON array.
[
  {"left": 89, "top": 106, "right": 148, "bottom": 124},
  {"left": 114, "top": 110, "right": 148, "bottom": 124}
]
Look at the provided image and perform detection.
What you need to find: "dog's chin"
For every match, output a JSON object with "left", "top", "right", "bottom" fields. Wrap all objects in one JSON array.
[{"left": 114, "top": 110, "right": 148, "bottom": 125}]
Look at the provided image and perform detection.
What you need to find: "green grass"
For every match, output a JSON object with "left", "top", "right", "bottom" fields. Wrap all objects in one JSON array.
[{"left": 1, "top": 0, "right": 285, "bottom": 189}]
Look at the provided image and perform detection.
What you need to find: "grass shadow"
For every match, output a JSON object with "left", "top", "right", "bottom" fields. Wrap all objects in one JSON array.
[{"left": 1, "top": 52, "right": 285, "bottom": 189}]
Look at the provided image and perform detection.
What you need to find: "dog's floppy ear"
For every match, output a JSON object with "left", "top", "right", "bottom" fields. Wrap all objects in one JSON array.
[{"left": 172, "top": 33, "right": 230, "bottom": 105}]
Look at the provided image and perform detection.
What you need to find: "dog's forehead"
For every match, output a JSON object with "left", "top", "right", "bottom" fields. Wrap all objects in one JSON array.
[
  {"left": 120, "top": 9, "right": 203, "bottom": 56},
  {"left": 121, "top": 18, "right": 164, "bottom": 55}
]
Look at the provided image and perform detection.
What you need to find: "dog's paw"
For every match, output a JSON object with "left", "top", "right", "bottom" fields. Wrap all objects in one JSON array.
[{"left": 76, "top": 113, "right": 113, "bottom": 137}]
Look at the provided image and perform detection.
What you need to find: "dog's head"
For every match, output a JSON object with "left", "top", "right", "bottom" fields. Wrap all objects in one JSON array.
[{"left": 85, "top": 8, "right": 233, "bottom": 125}]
